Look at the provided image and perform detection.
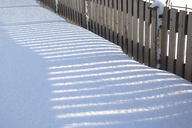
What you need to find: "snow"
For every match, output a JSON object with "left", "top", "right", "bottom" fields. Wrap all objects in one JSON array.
[
  {"left": 169, "top": 0, "right": 192, "bottom": 9},
  {"left": 149, "top": 0, "right": 165, "bottom": 28},
  {"left": 0, "top": 0, "right": 192, "bottom": 128}
]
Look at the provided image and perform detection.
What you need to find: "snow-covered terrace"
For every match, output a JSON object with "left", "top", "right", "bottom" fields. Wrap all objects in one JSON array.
[{"left": 0, "top": 0, "right": 192, "bottom": 128}]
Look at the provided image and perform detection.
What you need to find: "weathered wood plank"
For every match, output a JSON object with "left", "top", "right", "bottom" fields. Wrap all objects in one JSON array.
[
  {"left": 103, "top": 0, "right": 107, "bottom": 38},
  {"left": 97, "top": 0, "right": 101, "bottom": 35},
  {"left": 160, "top": 7, "right": 169, "bottom": 70},
  {"left": 78, "top": 0, "right": 80, "bottom": 25},
  {"left": 123, "top": 0, "right": 128, "bottom": 54},
  {"left": 127, "top": 0, "right": 133, "bottom": 57},
  {"left": 82, "top": 0, "right": 86, "bottom": 28},
  {"left": 176, "top": 11, "right": 187, "bottom": 77},
  {"left": 110, "top": 0, "right": 114, "bottom": 42},
  {"left": 87, "top": 0, "right": 91, "bottom": 30},
  {"left": 109, "top": 0, "right": 113, "bottom": 41},
  {"left": 150, "top": 9, "right": 157, "bottom": 68},
  {"left": 106, "top": 0, "right": 110, "bottom": 40},
  {"left": 93, "top": 0, "right": 96, "bottom": 33},
  {"left": 144, "top": 2, "right": 150, "bottom": 66},
  {"left": 113, "top": 0, "right": 118, "bottom": 44},
  {"left": 118, "top": 0, "right": 122, "bottom": 47},
  {"left": 167, "top": 9, "right": 177, "bottom": 73},
  {"left": 100, "top": 0, "right": 104, "bottom": 37},
  {"left": 94, "top": 0, "right": 98, "bottom": 33},
  {"left": 133, "top": 0, "right": 139, "bottom": 60},
  {"left": 185, "top": 12, "right": 192, "bottom": 81},
  {"left": 138, "top": 0, "right": 144, "bottom": 63}
]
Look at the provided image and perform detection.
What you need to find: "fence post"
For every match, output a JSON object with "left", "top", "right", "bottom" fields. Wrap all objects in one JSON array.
[
  {"left": 150, "top": 8, "right": 158, "bottom": 68},
  {"left": 160, "top": 7, "right": 169, "bottom": 70}
]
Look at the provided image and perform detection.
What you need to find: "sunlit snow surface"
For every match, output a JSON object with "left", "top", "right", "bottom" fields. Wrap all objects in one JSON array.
[{"left": 0, "top": 0, "right": 192, "bottom": 128}]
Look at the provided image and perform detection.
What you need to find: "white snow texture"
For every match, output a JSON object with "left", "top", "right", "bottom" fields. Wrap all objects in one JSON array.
[{"left": 0, "top": 0, "right": 192, "bottom": 128}]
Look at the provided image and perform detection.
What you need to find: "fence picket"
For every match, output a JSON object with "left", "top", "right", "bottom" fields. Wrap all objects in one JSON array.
[
  {"left": 109, "top": 0, "right": 113, "bottom": 41},
  {"left": 128, "top": 0, "right": 133, "bottom": 57},
  {"left": 144, "top": 3, "right": 150, "bottom": 66},
  {"left": 114, "top": 0, "right": 118, "bottom": 44},
  {"left": 160, "top": 7, "right": 169, "bottom": 70},
  {"left": 100, "top": 0, "right": 104, "bottom": 37},
  {"left": 167, "top": 9, "right": 177, "bottom": 73},
  {"left": 123, "top": 0, "right": 128, "bottom": 54},
  {"left": 133, "top": 0, "right": 139, "bottom": 60},
  {"left": 138, "top": 0, "right": 144, "bottom": 63},
  {"left": 118, "top": 0, "right": 122, "bottom": 47},
  {"left": 185, "top": 12, "right": 192, "bottom": 81},
  {"left": 176, "top": 11, "right": 187, "bottom": 77},
  {"left": 150, "top": 9, "right": 157, "bottom": 68},
  {"left": 106, "top": 0, "right": 109, "bottom": 40},
  {"left": 103, "top": 0, "right": 107, "bottom": 38}
]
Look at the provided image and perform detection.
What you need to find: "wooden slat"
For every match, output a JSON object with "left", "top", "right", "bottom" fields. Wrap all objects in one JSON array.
[
  {"left": 176, "top": 11, "right": 187, "bottom": 77},
  {"left": 160, "top": 7, "right": 169, "bottom": 70},
  {"left": 103, "top": 0, "right": 107, "bottom": 38},
  {"left": 69, "top": 0, "right": 72, "bottom": 20},
  {"left": 133, "top": 0, "right": 139, "bottom": 60},
  {"left": 144, "top": 2, "right": 150, "bottom": 66},
  {"left": 114, "top": 0, "right": 118, "bottom": 44},
  {"left": 90, "top": 0, "right": 93, "bottom": 31},
  {"left": 109, "top": 0, "right": 113, "bottom": 41},
  {"left": 123, "top": 0, "right": 128, "bottom": 54},
  {"left": 150, "top": 9, "right": 157, "bottom": 68},
  {"left": 98, "top": 0, "right": 101, "bottom": 34},
  {"left": 127, "top": 0, "right": 133, "bottom": 57},
  {"left": 71, "top": 0, "right": 74, "bottom": 22},
  {"left": 75, "top": 0, "right": 78, "bottom": 24},
  {"left": 96, "top": 0, "right": 99, "bottom": 34},
  {"left": 66, "top": 0, "right": 68, "bottom": 18},
  {"left": 82, "top": 0, "right": 86, "bottom": 28},
  {"left": 111, "top": 0, "right": 115, "bottom": 42},
  {"left": 106, "top": 0, "right": 109, "bottom": 40},
  {"left": 93, "top": 0, "right": 96, "bottom": 33},
  {"left": 167, "top": 9, "right": 177, "bottom": 73},
  {"left": 185, "top": 12, "right": 192, "bottom": 81},
  {"left": 118, "top": 0, "right": 122, "bottom": 47},
  {"left": 138, "top": 0, "right": 144, "bottom": 63},
  {"left": 79, "top": 0, "right": 82, "bottom": 26},
  {"left": 100, "top": 0, "right": 104, "bottom": 37}
]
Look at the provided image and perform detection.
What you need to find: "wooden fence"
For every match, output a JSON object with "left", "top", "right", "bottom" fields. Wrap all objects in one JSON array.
[
  {"left": 57, "top": 0, "right": 87, "bottom": 28},
  {"left": 88, "top": 0, "right": 158, "bottom": 69},
  {"left": 39, "top": 0, "right": 56, "bottom": 12},
  {"left": 161, "top": 8, "right": 192, "bottom": 81},
  {"left": 39, "top": 0, "right": 192, "bottom": 82}
]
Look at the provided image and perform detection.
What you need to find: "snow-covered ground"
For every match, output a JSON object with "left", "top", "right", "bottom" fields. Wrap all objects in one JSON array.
[{"left": 0, "top": 0, "right": 192, "bottom": 128}]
